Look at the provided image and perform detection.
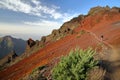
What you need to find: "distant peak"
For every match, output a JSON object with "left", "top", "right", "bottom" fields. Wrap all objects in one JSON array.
[{"left": 4, "top": 35, "right": 12, "bottom": 38}]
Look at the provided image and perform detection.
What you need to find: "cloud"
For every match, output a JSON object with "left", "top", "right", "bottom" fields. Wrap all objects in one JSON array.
[
  {"left": 23, "top": 13, "right": 80, "bottom": 29},
  {"left": 0, "top": 0, "right": 32, "bottom": 14},
  {"left": 0, "top": 0, "right": 80, "bottom": 21},
  {"left": 24, "top": 20, "right": 62, "bottom": 29},
  {"left": 0, "top": 0, "right": 63, "bottom": 19}
]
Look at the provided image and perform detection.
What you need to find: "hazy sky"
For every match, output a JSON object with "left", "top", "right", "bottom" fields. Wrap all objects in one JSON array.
[{"left": 0, "top": 0, "right": 120, "bottom": 40}]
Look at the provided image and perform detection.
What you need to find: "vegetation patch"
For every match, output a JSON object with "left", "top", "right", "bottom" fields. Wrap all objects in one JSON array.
[
  {"left": 52, "top": 48, "right": 98, "bottom": 80},
  {"left": 76, "top": 30, "right": 86, "bottom": 38},
  {"left": 28, "top": 65, "right": 47, "bottom": 80},
  {"left": 80, "top": 30, "right": 86, "bottom": 35}
]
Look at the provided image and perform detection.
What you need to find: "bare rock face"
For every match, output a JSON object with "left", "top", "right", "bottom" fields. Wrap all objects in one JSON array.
[
  {"left": 88, "top": 6, "right": 110, "bottom": 16},
  {"left": 25, "top": 38, "right": 36, "bottom": 54},
  {"left": 111, "top": 7, "right": 120, "bottom": 12},
  {"left": 42, "top": 15, "right": 85, "bottom": 42},
  {"left": 7, "top": 50, "right": 18, "bottom": 63},
  {"left": 23, "top": 38, "right": 43, "bottom": 57},
  {"left": 87, "top": 6, "right": 120, "bottom": 19},
  {"left": 24, "top": 38, "right": 36, "bottom": 54},
  {"left": 27, "top": 38, "right": 36, "bottom": 48},
  {"left": 41, "top": 36, "right": 46, "bottom": 43}
]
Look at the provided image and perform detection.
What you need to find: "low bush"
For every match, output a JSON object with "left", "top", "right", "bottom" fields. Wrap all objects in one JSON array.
[{"left": 52, "top": 48, "right": 98, "bottom": 80}]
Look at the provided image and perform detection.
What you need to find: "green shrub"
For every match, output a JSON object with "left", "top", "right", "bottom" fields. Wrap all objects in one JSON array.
[{"left": 52, "top": 48, "right": 98, "bottom": 80}]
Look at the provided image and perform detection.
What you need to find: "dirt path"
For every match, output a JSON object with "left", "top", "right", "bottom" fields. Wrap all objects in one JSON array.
[{"left": 89, "top": 30, "right": 120, "bottom": 80}]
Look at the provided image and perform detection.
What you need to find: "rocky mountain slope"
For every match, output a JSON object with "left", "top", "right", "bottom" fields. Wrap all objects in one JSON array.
[
  {"left": 0, "top": 6, "right": 120, "bottom": 80},
  {"left": 0, "top": 50, "right": 18, "bottom": 70},
  {"left": 0, "top": 36, "right": 26, "bottom": 59}
]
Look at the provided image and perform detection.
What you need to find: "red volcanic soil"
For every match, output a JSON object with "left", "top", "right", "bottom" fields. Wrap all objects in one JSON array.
[
  {"left": 0, "top": 30, "right": 99, "bottom": 80},
  {"left": 0, "top": 11, "right": 120, "bottom": 80}
]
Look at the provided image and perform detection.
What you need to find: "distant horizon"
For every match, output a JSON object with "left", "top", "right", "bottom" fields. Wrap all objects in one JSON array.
[
  {"left": 0, "top": 33, "right": 43, "bottom": 40},
  {"left": 0, "top": 0, "right": 120, "bottom": 40}
]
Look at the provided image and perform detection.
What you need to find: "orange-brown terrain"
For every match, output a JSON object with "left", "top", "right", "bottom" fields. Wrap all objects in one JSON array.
[{"left": 0, "top": 6, "right": 120, "bottom": 80}]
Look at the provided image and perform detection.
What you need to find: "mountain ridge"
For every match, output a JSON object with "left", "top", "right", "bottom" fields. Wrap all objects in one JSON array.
[
  {"left": 0, "top": 35, "right": 26, "bottom": 59},
  {"left": 0, "top": 6, "right": 120, "bottom": 80}
]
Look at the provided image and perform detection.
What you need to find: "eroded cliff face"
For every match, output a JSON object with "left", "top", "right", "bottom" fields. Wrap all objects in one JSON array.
[{"left": 0, "top": 6, "right": 120, "bottom": 80}]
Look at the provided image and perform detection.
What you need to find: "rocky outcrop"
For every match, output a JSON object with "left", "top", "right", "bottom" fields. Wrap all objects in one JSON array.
[
  {"left": 81, "top": 6, "right": 120, "bottom": 30},
  {"left": 0, "top": 50, "right": 18, "bottom": 70},
  {"left": 23, "top": 14, "right": 85, "bottom": 51},
  {"left": 27, "top": 38, "right": 36, "bottom": 48},
  {"left": 111, "top": 7, "right": 120, "bottom": 12},
  {"left": 7, "top": 50, "right": 18, "bottom": 63},
  {"left": 88, "top": 6, "right": 110, "bottom": 16},
  {"left": 40, "top": 15, "right": 85, "bottom": 44},
  {"left": 24, "top": 38, "right": 39, "bottom": 56}
]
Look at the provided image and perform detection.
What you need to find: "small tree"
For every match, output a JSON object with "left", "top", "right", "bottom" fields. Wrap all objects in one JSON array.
[{"left": 52, "top": 48, "right": 98, "bottom": 80}]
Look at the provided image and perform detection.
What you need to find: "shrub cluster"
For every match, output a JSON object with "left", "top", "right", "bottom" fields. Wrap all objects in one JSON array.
[{"left": 52, "top": 48, "right": 98, "bottom": 80}]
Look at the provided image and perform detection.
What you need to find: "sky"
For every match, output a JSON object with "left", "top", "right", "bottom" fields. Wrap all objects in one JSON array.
[{"left": 0, "top": 0, "right": 120, "bottom": 40}]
